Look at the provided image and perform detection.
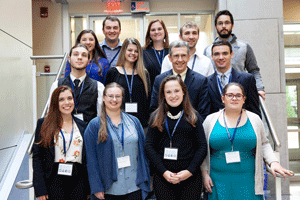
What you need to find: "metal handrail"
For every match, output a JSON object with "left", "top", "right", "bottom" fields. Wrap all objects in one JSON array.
[
  {"left": 26, "top": 52, "right": 68, "bottom": 155},
  {"left": 259, "top": 96, "right": 281, "bottom": 150}
]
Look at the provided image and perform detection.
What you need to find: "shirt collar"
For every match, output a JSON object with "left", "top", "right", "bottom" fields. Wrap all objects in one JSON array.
[
  {"left": 216, "top": 67, "right": 232, "bottom": 78},
  {"left": 172, "top": 68, "right": 188, "bottom": 82},
  {"left": 70, "top": 73, "right": 86, "bottom": 86},
  {"left": 101, "top": 39, "right": 122, "bottom": 50}
]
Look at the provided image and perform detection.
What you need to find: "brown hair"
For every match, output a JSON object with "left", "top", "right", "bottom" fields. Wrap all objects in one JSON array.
[
  {"left": 98, "top": 82, "right": 125, "bottom": 143},
  {"left": 150, "top": 75, "right": 197, "bottom": 131},
  {"left": 116, "top": 38, "right": 149, "bottom": 97},
  {"left": 144, "top": 19, "right": 169, "bottom": 49},
  {"left": 76, "top": 29, "right": 107, "bottom": 76},
  {"left": 69, "top": 43, "right": 91, "bottom": 59},
  {"left": 38, "top": 86, "right": 73, "bottom": 148}
]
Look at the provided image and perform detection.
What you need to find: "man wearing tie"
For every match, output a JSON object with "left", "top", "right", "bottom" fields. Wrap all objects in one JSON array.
[
  {"left": 208, "top": 40, "right": 260, "bottom": 117},
  {"left": 150, "top": 40, "right": 210, "bottom": 120},
  {"left": 49, "top": 44, "right": 104, "bottom": 123}
]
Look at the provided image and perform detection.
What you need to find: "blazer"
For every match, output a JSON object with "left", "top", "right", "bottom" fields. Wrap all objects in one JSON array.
[
  {"left": 143, "top": 46, "right": 169, "bottom": 89},
  {"left": 32, "top": 117, "right": 88, "bottom": 198},
  {"left": 208, "top": 67, "right": 261, "bottom": 118},
  {"left": 150, "top": 68, "right": 210, "bottom": 120}
]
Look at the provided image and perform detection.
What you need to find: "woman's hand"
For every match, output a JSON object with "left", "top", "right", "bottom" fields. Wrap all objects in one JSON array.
[
  {"left": 202, "top": 171, "right": 213, "bottom": 193},
  {"left": 37, "top": 195, "right": 48, "bottom": 200},
  {"left": 173, "top": 170, "right": 192, "bottom": 183},
  {"left": 270, "top": 162, "right": 294, "bottom": 178},
  {"left": 94, "top": 191, "right": 105, "bottom": 199},
  {"left": 163, "top": 170, "right": 180, "bottom": 184}
]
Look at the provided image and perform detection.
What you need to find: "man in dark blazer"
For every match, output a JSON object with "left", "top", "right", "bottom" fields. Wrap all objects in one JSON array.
[
  {"left": 150, "top": 40, "right": 210, "bottom": 120},
  {"left": 208, "top": 40, "right": 261, "bottom": 117}
]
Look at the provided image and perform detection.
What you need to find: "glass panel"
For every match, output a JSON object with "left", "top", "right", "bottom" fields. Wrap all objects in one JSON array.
[
  {"left": 284, "top": 23, "right": 300, "bottom": 174},
  {"left": 70, "top": 17, "right": 87, "bottom": 47}
]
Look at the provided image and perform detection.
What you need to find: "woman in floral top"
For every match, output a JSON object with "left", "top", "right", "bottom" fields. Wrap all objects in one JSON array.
[{"left": 32, "top": 86, "right": 89, "bottom": 200}]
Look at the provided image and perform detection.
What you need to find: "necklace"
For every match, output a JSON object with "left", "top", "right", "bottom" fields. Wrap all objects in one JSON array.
[{"left": 167, "top": 111, "right": 182, "bottom": 120}]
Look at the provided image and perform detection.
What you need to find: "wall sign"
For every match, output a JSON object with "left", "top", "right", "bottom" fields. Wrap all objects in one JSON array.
[{"left": 131, "top": 1, "right": 150, "bottom": 13}]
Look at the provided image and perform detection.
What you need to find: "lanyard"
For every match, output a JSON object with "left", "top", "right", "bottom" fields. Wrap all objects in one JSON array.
[
  {"left": 123, "top": 67, "right": 135, "bottom": 102},
  {"left": 70, "top": 77, "right": 85, "bottom": 112},
  {"left": 86, "top": 60, "right": 94, "bottom": 76},
  {"left": 223, "top": 110, "right": 242, "bottom": 151},
  {"left": 108, "top": 117, "right": 125, "bottom": 156},
  {"left": 217, "top": 74, "right": 232, "bottom": 94},
  {"left": 153, "top": 48, "right": 165, "bottom": 67},
  {"left": 103, "top": 47, "right": 121, "bottom": 67},
  {"left": 165, "top": 111, "right": 184, "bottom": 148},
  {"left": 191, "top": 55, "right": 196, "bottom": 70},
  {"left": 60, "top": 119, "right": 74, "bottom": 157}
]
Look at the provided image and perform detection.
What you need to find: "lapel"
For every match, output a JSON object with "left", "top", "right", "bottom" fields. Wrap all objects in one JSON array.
[
  {"left": 184, "top": 68, "right": 194, "bottom": 89},
  {"left": 145, "top": 47, "right": 161, "bottom": 71},
  {"left": 209, "top": 72, "right": 221, "bottom": 99},
  {"left": 230, "top": 68, "right": 240, "bottom": 82}
]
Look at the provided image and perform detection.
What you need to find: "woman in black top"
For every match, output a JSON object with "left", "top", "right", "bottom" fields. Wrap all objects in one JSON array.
[
  {"left": 105, "top": 38, "right": 151, "bottom": 128},
  {"left": 143, "top": 19, "right": 169, "bottom": 89},
  {"left": 145, "top": 75, "right": 207, "bottom": 200}
]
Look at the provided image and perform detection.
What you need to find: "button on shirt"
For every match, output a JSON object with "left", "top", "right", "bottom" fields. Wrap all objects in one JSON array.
[
  {"left": 216, "top": 67, "right": 232, "bottom": 94},
  {"left": 105, "top": 112, "right": 139, "bottom": 195},
  {"left": 100, "top": 40, "right": 123, "bottom": 68}
]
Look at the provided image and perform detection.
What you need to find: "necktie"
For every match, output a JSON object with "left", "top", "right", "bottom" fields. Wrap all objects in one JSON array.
[
  {"left": 220, "top": 74, "right": 226, "bottom": 89},
  {"left": 74, "top": 79, "right": 80, "bottom": 97},
  {"left": 177, "top": 74, "right": 182, "bottom": 80}
]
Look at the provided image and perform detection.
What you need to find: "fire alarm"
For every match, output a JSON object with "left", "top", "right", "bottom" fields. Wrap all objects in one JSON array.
[
  {"left": 44, "top": 65, "right": 50, "bottom": 73},
  {"left": 40, "top": 7, "right": 48, "bottom": 18}
]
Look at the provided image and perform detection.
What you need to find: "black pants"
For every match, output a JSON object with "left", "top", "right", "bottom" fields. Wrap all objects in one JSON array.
[
  {"left": 153, "top": 173, "right": 202, "bottom": 200},
  {"left": 47, "top": 162, "right": 87, "bottom": 200},
  {"left": 92, "top": 190, "right": 142, "bottom": 200}
]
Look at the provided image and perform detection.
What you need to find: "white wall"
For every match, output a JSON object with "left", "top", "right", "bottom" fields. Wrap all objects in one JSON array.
[{"left": 0, "top": 0, "right": 33, "bottom": 180}]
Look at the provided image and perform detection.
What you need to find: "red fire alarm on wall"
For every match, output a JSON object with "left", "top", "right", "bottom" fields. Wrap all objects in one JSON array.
[
  {"left": 40, "top": 7, "right": 48, "bottom": 18},
  {"left": 44, "top": 65, "right": 50, "bottom": 73}
]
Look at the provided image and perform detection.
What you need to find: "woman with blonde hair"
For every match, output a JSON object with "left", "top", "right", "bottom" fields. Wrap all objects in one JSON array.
[
  {"left": 84, "top": 82, "right": 150, "bottom": 200},
  {"left": 105, "top": 38, "right": 151, "bottom": 128}
]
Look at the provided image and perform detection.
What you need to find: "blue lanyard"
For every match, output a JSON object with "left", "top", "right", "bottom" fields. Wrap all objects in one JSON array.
[
  {"left": 70, "top": 77, "right": 85, "bottom": 112},
  {"left": 223, "top": 110, "right": 242, "bottom": 151},
  {"left": 60, "top": 119, "right": 74, "bottom": 157},
  {"left": 86, "top": 60, "right": 94, "bottom": 76},
  {"left": 123, "top": 67, "right": 135, "bottom": 102},
  {"left": 191, "top": 55, "right": 196, "bottom": 70},
  {"left": 165, "top": 111, "right": 184, "bottom": 148},
  {"left": 217, "top": 74, "right": 232, "bottom": 94},
  {"left": 103, "top": 47, "right": 121, "bottom": 67},
  {"left": 108, "top": 116, "right": 125, "bottom": 155},
  {"left": 153, "top": 48, "right": 165, "bottom": 67}
]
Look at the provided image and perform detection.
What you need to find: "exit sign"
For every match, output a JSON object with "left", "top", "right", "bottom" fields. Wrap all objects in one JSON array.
[{"left": 131, "top": 1, "right": 150, "bottom": 13}]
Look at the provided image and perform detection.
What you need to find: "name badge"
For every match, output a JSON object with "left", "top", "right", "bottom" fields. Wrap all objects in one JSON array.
[
  {"left": 74, "top": 113, "right": 84, "bottom": 121},
  {"left": 117, "top": 156, "right": 131, "bottom": 169},
  {"left": 225, "top": 151, "right": 241, "bottom": 164},
  {"left": 164, "top": 148, "right": 178, "bottom": 160},
  {"left": 125, "top": 102, "right": 138, "bottom": 113},
  {"left": 58, "top": 163, "right": 73, "bottom": 176}
]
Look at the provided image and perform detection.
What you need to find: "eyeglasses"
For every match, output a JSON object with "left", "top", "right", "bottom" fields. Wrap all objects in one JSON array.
[
  {"left": 217, "top": 21, "right": 231, "bottom": 26},
  {"left": 105, "top": 94, "right": 122, "bottom": 100},
  {"left": 171, "top": 54, "right": 188, "bottom": 60},
  {"left": 224, "top": 93, "right": 244, "bottom": 100}
]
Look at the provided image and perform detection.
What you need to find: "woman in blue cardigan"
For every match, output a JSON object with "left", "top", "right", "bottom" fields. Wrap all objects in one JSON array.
[{"left": 84, "top": 82, "right": 150, "bottom": 200}]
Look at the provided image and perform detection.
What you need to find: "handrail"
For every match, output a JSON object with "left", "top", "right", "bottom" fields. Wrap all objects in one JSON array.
[
  {"left": 259, "top": 96, "right": 281, "bottom": 150},
  {"left": 26, "top": 52, "right": 68, "bottom": 155}
]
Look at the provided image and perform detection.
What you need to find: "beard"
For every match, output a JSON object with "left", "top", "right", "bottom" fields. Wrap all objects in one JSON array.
[{"left": 218, "top": 29, "right": 232, "bottom": 39}]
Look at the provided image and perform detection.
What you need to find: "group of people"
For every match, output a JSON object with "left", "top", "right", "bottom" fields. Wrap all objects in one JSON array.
[{"left": 32, "top": 10, "right": 293, "bottom": 200}]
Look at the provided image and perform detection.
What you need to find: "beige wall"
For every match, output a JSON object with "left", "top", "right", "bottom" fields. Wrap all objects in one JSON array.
[
  {"left": 0, "top": 0, "right": 33, "bottom": 180},
  {"left": 69, "top": 0, "right": 216, "bottom": 14},
  {"left": 283, "top": 0, "right": 300, "bottom": 23}
]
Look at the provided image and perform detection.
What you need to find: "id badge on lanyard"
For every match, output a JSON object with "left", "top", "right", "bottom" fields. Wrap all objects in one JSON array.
[{"left": 58, "top": 163, "right": 73, "bottom": 176}]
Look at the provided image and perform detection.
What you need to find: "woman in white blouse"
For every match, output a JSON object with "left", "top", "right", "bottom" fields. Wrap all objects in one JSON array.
[{"left": 32, "top": 86, "right": 89, "bottom": 200}]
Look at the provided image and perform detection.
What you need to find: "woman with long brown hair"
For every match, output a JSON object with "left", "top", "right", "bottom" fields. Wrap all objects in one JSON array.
[
  {"left": 105, "top": 38, "right": 151, "bottom": 128},
  {"left": 145, "top": 75, "right": 207, "bottom": 200},
  {"left": 32, "top": 86, "right": 89, "bottom": 200},
  {"left": 65, "top": 29, "right": 109, "bottom": 84},
  {"left": 143, "top": 19, "right": 169, "bottom": 88},
  {"left": 84, "top": 82, "right": 150, "bottom": 200}
]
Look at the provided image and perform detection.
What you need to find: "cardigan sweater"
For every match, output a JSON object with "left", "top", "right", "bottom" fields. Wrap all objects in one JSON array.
[
  {"left": 201, "top": 109, "right": 278, "bottom": 195},
  {"left": 84, "top": 112, "right": 150, "bottom": 199}
]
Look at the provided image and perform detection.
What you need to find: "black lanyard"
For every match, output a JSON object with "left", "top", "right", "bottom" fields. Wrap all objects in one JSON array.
[{"left": 165, "top": 111, "right": 184, "bottom": 148}]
